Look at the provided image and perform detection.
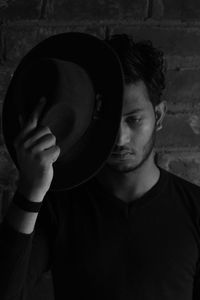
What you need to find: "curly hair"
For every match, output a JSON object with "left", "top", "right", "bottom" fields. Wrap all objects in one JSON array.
[{"left": 105, "top": 34, "right": 166, "bottom": 107}]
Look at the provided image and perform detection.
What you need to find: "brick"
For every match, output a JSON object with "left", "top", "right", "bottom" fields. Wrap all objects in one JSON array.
[
  {"left": 150, "top": 0, "right": 182, "bottom": 20},
  {"left": 0, "top": 67, "right": 13, "bottom": 103},
  {"left": 118, "top": 0, "right": 148, "bottom": 20},
  {"left": 166, "top": 55, "right": 200, "bottom": 70},
  {"left": 0, "top": 0, "right": 40, "bottom": 20},
  {"left": 52, "top": 0, "right": 120, "bottom": 21},
  {"left": 5, "top": 25, "right": 41, "bottom": 64},
  {"left": 0, "top": 102, "right": 17, "bottom": 178},
  {"left": 52, "top": 0, "right": 147, "bottom": 22},
  {"left": 112, "top": 25, "right": 200, "bottom": 57},
  {"left": 155, "top": 113, "right": 200, "bottom": 149},
  {"left": 0, "top": 102, "right": 5, "bottom": 146},
  {"left": 156, "top": 151, "right": 200, "bottom": 186},
  {"left": 0, "top": 145, "right": 18, "bottom": 187},
  {"left": 151, "top": 0, "right": 164, "bottom": 20},
  {"left": 163, "top": 69, "right": 200, "bottom": 112},
  {"left": 160, "top": 0, "right": 200, "bottom": 21},
  {"left": 0, "top": 0, "right": 147, "bottom": 21}
]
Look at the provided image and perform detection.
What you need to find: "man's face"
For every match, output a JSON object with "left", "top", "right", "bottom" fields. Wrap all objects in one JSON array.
[{"left": 107, "top": 80, "right": 157, "bottom": 173}]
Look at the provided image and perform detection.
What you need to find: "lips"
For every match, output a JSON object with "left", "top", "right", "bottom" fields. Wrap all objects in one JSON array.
[
  {"left": 111, "top": 149, "right": 135, "bottom": 155},
  {"left": 111, "top": 152, "right": 131, "bottom": 156},
  {"left": 112, "top": 151, "right": 131, "bottom": 155},
  {"left": 110, "top": 151, "right": 135, "bottom": 159}
]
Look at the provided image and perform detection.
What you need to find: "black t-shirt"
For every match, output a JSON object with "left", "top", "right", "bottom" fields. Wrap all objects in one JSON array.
[{"left": 1, "top": 167, "right": 200, "bottom": 300}]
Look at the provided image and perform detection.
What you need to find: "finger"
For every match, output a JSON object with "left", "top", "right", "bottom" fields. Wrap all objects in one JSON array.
[
  {"left": 15, "top": 97, "right": 47, "bottom": 147},
  {"left": 23, "top": 97, "right": 46, "bottom": 131},
  {"left": 29, "top": 96, "right": 46, "bottom": 126},
  {"left": 39, "top": 145, "right": 61, "bottom": 165},
  {"left": 23, "top": 126, "right": 52, "bottom": 149},
  {"left": 26, "top": 134, "right": 56, "bottom": 153}
]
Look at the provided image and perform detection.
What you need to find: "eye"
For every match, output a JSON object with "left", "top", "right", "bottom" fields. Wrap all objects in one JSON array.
[{"left": 126, "top": 116, "right": 141, "bottom": 126}]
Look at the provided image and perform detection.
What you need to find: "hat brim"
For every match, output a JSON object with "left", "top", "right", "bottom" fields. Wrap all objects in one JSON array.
[{"left": 2, "top": 32, "right": 124, "bottom": 191}]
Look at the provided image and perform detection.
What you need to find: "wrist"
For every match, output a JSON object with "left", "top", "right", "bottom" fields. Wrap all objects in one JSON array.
[
  {"left": 13, "top": 190, "right": 43, "bottom": 213},
  {"left": 18, "top": 180, "right": 47, "bottom": 203}
]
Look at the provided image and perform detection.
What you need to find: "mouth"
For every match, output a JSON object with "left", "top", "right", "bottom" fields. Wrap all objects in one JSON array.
[{"left": 110, "top": 151, "right": 135, "bottom": 160}]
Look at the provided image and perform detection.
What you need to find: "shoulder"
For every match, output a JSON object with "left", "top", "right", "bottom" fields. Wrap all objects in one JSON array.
[
  {"left": 163, "top": 168, "right": 200, "bottom": 194},
  {"left": 161, "top": 167, "right": 200, "bottom": 213}
]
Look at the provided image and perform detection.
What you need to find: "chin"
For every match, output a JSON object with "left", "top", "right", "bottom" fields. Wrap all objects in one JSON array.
[{"left": 107, "top": 158, "right": 141, "bottom": 173}]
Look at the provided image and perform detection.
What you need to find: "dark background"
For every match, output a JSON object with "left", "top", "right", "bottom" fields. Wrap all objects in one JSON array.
[{"left": 0, "top": 0, "right": 200, "bottom": 299}]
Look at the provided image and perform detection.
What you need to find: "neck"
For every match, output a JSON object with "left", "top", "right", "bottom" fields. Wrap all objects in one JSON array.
[{"left": 96, "top": 152, "right": 160, "bottom": 203}]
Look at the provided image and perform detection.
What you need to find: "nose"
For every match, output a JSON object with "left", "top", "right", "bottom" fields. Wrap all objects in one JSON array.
[{"left": 115, "top": 120, "right": 131, "bottom": 146}]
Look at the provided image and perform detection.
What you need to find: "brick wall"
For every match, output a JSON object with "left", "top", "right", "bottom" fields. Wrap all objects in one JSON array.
[{"left": 0, "top": 0, "right": 200, "bottom": 298}]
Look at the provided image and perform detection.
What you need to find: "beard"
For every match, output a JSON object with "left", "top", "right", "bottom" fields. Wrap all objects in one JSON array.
[{"left": 106, "top": 126, "right": 156, "bottom": 174}]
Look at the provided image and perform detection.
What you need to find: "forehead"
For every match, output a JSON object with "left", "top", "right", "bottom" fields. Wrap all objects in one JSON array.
[{"left": 122, "top": 80, "right": 152, "bottom": 115}]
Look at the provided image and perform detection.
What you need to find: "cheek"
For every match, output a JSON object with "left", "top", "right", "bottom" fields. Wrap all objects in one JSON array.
[
  {"left": 130, "top": 120, "right": 155, "bottom": 146},
  {"left": 143, "top": 120, "right": 155, "bottom": 136}
]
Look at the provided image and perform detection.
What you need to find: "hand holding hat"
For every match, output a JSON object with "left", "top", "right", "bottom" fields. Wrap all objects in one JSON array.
[{"left": 14, "top": 97, "right": 60, "bottom": 201}]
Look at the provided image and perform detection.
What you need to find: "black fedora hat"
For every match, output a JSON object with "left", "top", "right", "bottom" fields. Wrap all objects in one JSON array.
[{"left": 2, "top": 32, "right": 124, "bottom": 191}]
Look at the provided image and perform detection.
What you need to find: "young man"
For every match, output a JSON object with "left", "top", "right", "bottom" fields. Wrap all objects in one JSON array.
[
  {"left": 1, "top": 34, "right": 200, "bottom": 300},
  {"left": 97, "top": 35, "right": 166, "bottom": 204}
]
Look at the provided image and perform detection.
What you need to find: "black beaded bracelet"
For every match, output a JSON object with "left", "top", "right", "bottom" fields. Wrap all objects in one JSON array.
[{"left": 12, "top": 190, "right": 43, "bottom": 213}]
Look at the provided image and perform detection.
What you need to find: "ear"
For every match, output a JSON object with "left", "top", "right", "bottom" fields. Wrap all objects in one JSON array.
[{"left": 155, "top": 101, "right": 167, "bottom": 131}]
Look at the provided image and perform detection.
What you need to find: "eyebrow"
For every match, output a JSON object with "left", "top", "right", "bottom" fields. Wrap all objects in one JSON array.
[{"left": 124, "top": 108, "right": 144, "bottom": 116}]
